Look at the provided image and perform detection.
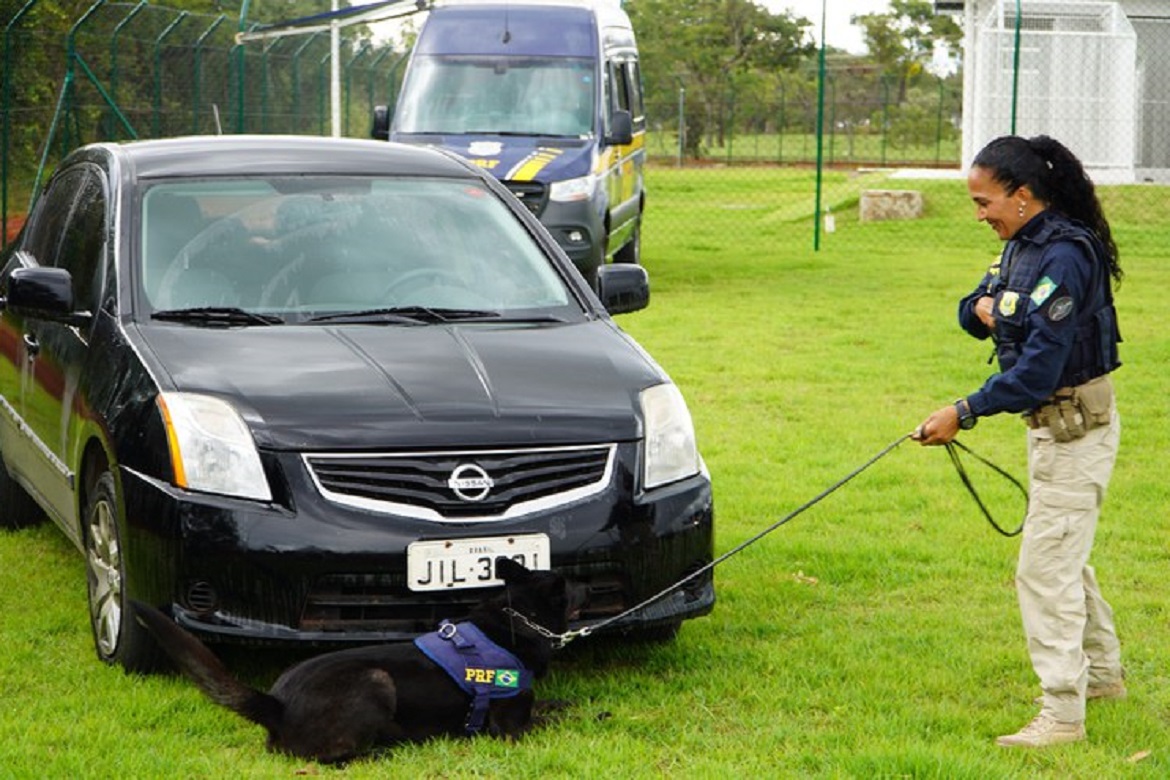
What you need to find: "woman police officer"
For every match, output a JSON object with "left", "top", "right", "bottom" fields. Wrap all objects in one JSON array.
[{"left": 913, "top": 135, "right": 1125, "bottom": 748}]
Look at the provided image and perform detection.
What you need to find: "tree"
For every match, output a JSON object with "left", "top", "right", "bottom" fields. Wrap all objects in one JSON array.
[
  {"left": 853, "top": 0, "right": 961, "bottom": 104},
  {"left": 626, "top": 0, "right": 814, "bottom": 158}
]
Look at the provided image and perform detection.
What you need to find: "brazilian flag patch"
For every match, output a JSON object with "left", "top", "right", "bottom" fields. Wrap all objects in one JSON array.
[
  {"left": 494, "top": 669, "right": 521, "bottom": 688},
  {"left": 1030, "top": 276, "right": 1057, "bottom": 306}
]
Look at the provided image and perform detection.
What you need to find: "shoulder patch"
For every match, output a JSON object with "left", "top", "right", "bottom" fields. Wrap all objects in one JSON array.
[
  {"left": 998, "top": 291, "right": 1019, "bottom": 316},
  {"left": 1030, "top": 276, "right": 1057, "bottom": 306},
  {"left": 1047, "top": 296, "right": 1074, "bottom": 322}
]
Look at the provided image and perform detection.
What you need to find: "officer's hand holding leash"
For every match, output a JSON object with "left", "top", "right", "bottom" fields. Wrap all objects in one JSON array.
[{"left": 913, "top": 394, "right": 977, "bottom": 447}]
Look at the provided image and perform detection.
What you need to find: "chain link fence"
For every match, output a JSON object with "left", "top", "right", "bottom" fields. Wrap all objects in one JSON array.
[
  {"left": 3, "top": 0, "right": 404, "bottom": 242},
  {"left": 4, "top": 0, "right": 1168, "bottom": 256},
  {"left": 643, "top": 66, "right": 961, "bottom": 169}
]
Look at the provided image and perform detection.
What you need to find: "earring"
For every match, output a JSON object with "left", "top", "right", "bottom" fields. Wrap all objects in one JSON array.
[{"left": 1018, "top": 201, "right": 1027, "bottom": 218}]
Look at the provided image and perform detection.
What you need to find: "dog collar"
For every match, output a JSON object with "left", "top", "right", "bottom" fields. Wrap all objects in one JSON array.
[{"left": 414, "top": 620, "right": 533, "bottom": 734}]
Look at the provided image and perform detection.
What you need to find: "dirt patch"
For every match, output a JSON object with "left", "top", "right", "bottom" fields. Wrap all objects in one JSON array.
[{"left": 4, "top": 213, "right": 26, "bottom": 244}]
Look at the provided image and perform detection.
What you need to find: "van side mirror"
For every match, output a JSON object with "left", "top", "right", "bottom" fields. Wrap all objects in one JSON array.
[
  {"left": 371, "top": 105, "right": 390, "bottom": 141},
  {"left": 596, "top": 263, "right": 649, "bottom": 314},
  {"left": 605, "top": 110, "right": 633, "bottom": 147}
]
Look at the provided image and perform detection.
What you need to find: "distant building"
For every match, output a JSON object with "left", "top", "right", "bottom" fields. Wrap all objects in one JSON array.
[{"left": 938, "top": 1, "right": 1169, "bottom": 182}]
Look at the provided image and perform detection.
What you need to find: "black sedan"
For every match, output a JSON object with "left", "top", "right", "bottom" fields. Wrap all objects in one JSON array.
[{"left": 0, "top": 136, "right": 713, "bottom": 670}]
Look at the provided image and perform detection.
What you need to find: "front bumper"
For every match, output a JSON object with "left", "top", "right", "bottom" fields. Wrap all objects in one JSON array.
[
  {"left": 120, "top": 444, "right": 714, "bottom": 645},
  {"left": 536, "top": 198, "right": 605, "bottom": 279}
]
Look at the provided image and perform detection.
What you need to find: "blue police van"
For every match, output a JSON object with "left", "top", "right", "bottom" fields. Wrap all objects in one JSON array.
[{"left": 373, "top": 0, "right": 646, "bottom": 285}]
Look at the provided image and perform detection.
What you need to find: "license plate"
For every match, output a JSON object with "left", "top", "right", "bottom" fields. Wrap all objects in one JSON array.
[{"left": 406, "top": 534, "right": 551, "bottom": 592}]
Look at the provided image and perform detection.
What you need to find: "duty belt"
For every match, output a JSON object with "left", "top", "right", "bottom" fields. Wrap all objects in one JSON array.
[{"left": 1022, "top": 375, "right": 1113, "bottom": 442}]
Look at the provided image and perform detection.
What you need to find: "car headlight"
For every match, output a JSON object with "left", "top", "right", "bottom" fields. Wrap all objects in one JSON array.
[
  {"left": 548, "top": 174, "right": 597, "bottom": 203},
  {"left": 157, "top": 392, "right": 272, "bottom": 502},
  {"left": 640, "top": 383, "right": 700, "bottom": 490}
]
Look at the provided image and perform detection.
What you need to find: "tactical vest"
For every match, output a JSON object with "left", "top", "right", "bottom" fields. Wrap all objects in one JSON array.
[
  {"left": 988, "top": 214, "right": 1120, "bottom": 388},
  {"left": 414, "top": 620, "right": 533, "bottom": 734}
]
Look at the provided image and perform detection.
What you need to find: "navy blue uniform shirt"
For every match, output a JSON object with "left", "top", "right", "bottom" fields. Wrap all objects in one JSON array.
[{"left": 959, "top": 213, "right": 1095, "bottom": 417}]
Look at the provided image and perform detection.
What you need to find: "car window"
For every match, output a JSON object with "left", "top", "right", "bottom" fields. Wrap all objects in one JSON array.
[
  {"left": 23, "top": 166, "right": 107, "bottom": 313},
  {"left": 626, "top": 61, "right": 645, "bottom": 129},
  {"left": 56, "top": 170, "right": 107, "bottom": 313},
  {"left": 24, "top": 169, "right": 87, "bottom": 268},
  {"left": 141, "top": 177, "right": 573, "bottom": 318}
]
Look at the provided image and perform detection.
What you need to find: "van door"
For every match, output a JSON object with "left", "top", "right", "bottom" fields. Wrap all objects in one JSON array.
[{"left": 604, "top": 57, "right": 644, "bottom": 260}]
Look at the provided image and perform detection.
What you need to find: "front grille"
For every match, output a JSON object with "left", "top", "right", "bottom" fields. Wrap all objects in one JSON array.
[
  {"left": 503, "top": 180, "right": 548, "bottom": 217},
  {"left": 304, "top": 444, "right": 615, "bottom": 521},
  {"left": 301, "top": 572, "right": 476, "bottom": 633},
  {"left": 301, "top": 563, "right": 630, "bottom": 633}
]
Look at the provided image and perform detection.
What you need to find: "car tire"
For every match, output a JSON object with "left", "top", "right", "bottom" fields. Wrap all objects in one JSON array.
[
  {"left": 84, "top": 470, "right": 163, "bottom": 672},
  {"left": 613, "top": 220, "right": 641, "bottom": 265},
  {"left": 0, "top": 450, "right": 46, "bottom": 529}
]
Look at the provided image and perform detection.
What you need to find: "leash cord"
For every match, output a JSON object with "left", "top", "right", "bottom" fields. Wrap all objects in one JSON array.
[
  {"left": 558, "top": 433, "right": 913, "bottom": 644},
  {"left": 518, "top": 434, "right": 1026, "bottom": 648},
  {"left": 943, "top": 439, "right": 1028, "bottom": 537}
]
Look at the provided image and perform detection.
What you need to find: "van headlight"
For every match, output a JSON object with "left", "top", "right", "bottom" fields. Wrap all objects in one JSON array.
[
  {"left": 549, "top": 174, "right": 597, "bottom": 203},
  {"left": 640, "top": 383, "right": 700, "bottom": 490},
  {"left": 158, "top": 392, "right": 272, "bottom": 502}
]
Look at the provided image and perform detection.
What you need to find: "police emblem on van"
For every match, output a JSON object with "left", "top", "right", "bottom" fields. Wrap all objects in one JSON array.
[{"left": 468, "top": 141, "right": 502, "bottom": 157}]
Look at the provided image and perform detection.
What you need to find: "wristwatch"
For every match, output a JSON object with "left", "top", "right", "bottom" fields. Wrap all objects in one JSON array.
[{"left": 954, "top": 398, "right": 977, "bottom": 430}]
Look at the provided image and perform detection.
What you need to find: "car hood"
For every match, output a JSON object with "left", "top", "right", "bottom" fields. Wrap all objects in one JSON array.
[
  {"left": 134, "top": 320, "right": 663, "bottom": 450},
  {"left": 392, "top": 133, "right": 593, "bottom": 183}
]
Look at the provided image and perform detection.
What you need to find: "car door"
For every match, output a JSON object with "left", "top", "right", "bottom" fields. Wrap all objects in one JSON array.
[
  {"left": 9, "top": 165, "right": 107, "bottom": 528},
  {"left": 0, "top": 168, "right": 77, "bottom": 513}
]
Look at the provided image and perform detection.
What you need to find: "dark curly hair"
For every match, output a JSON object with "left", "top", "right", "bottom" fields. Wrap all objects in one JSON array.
[{"left": 972, "top": 135, "right": 1122, "bottom": 284}]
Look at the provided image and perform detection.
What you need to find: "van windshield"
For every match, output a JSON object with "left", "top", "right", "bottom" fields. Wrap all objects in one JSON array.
[{"left": 395, "top": 56, "right": 595, "bottom": 138}]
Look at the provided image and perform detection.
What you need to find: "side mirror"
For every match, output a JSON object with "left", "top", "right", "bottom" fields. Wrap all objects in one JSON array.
[
  {"left": 4, "top": 266, "right": 90, "bottom": 326},
  {"left": 605, "top": 110, "right": 633, "bottom": 147},
  {"left": 371, "top": 105, "right": 390, "bottom": 141},
  {"left": 596, "top": 263, "right": 649, "bottom": 315}
]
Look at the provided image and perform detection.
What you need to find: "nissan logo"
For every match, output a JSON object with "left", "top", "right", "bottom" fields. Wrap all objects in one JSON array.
[{"left": 448, "top": 463, "right": 494, "bottom": 502}]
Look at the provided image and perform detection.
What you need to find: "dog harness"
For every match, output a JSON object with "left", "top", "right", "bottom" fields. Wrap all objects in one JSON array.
[{"left": 414, "top": 620, "right": 533, "bottom": 734}]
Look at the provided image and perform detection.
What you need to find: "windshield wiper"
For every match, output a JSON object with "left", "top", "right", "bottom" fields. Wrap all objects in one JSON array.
[
  {"left": 151, "top": 307, "right": 283, "bottom": 326},
  {"left": 306, "top": 306, "right": 502, "bottom": 324}
]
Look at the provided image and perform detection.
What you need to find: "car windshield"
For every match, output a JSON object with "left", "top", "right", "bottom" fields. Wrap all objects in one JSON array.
[
  {"left": 395, "top": 56, "right": 595, "bottom": 137},
  {"left": 139, "top": 176, "right": 574, "bottom": 321}
]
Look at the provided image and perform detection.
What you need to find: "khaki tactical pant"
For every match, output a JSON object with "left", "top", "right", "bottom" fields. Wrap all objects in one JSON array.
[{"left": 1018, "top": 406, "right": 1122, "bottom": 723}]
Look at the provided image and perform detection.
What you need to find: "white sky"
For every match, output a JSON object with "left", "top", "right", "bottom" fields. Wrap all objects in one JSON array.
[
  {"left": 763, "top": 0, "right": 892, "bottom": 54},
  {"left": 367, "top": 2, "right": 896, "bottom": 54}
]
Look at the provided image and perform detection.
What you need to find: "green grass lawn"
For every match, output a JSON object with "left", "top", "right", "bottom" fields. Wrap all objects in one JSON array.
[{"left": 2, "top": 168, "right": 1167, "bottom": 778}]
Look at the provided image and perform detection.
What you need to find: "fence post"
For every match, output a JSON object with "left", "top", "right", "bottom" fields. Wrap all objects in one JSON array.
[
  {"left": 193, "top": 15, "right": 226, "bottom": 135},
  {"left": 344, "top": 43, "right": 372, "bottom": 137},
  {"left": 366, "top": 46, "right": 393, "bottom": 132},
  {"left": 725, "top": 82, "right": 735, "bottom": 164},
  {"left": 935, "top": 76, "right": 945, "bottom": 164},
  {"left": 2, "top": 0, "right": 40, "bottom": 249},
  {"left": 109, "top": 1, "right": 147, "bottom": 137},
  {"left": 828, "top": 73, "right": 836, "bottom": 166},
  {"left": 880, "top": 74, "right": 889, "bottom": 166},
  {"left": 319, "top": 50, "right": 332, "bottom": 136},
  {"left": 153, "top": 12, "right": 189, "bottom": 138},
  {"left": 385, "top": 51, "right": 409, "bottom": 116},
  {"left": 260, "top": 37, "right": 279, "bottom": 135},
  {"left": 777, "top": 83, "right": 785, "bottom": 165},
  {"left": 292, "top": 33, "right": 320, "bottom": 135},
  {"left": 676, "top": 82, "right": 685, "bottom": 167}
]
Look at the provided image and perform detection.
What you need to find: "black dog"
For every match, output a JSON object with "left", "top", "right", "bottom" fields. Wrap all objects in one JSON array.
[{"left": 133, "top": 558, "right": 585, "bottom": 763}]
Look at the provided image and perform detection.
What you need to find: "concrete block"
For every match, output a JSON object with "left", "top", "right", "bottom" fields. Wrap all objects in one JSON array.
[{"left": 860, "top": 189, "right": 924, "bottom": 222}]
